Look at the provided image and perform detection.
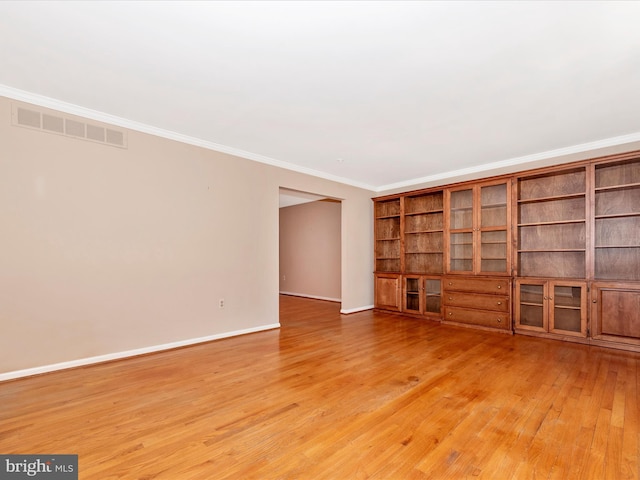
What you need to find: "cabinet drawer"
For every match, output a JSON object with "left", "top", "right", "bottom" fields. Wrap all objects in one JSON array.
[
  {"left": 444, "top": 306, "right": 510, "bottom": 330},
  {"left": 444, "top": 292, "right": 509, "bottom": 312},
  {"left": 444, "top": 277, "right": 509, "bottom": 294}
]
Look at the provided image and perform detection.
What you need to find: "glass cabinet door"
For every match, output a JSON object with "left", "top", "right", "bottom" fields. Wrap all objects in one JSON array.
[
  {"left": 550, "top": 283, "right": 586, "bottom": 336},
  {"left": 449, "top": 188, "right": 474, "bottom": 273},
  {"left": 403, "top": 276, "right": 422, "bottom": 314},
  {"left": 448, "top": 182, "right": 510, "bottom": 274},
  {"left": 516, "top": 282, "right": 546, "bottom": 331},
  {"left": 479, "top": 183, "right": 508, "bottom": 274},
  {"left": 425, "top": 278, "right": 442, "bottom": 315}
]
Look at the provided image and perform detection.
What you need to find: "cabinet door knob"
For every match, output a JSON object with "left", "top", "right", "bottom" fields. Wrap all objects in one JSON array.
[
  {"left": 593, "top": 299, "right": 597, "bottom": 303},
  {"left": 549, "top": 296, "right": 553, "bottom": 300}
]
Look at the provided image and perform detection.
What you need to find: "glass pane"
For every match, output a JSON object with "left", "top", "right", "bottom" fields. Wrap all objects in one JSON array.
[
  {"left": 481, "top": 184, "right": 507, "bottom": 227},
  {"left": 481, "top": 230, "right": 507, "bottom": 273},
  {"left": 520, "top": 304, "right": 544, "bottom": 328},
  {"left": 426, "top": 279, "right": 440, "bottom": 295},
  {"left": 519, "top": 284, "right": 544, "bottom": 328},
  {"left": 520, "top": 284, "right": 544, "bottom": 304},
  {"left": 450, "top": 232, "right": 473, "bottom": 271},
  {"left": 426, "top": 296, "right": 441, "bottom": 314},
  {"left": 450, "top": 189, "right": 473, "bottom": 229},
  {"left": 553, "top": 308, "right": 581, "bottom": 332},
  {"left": 406, "top": 293, "right": 420, "bottom": 311},
  {"left": 553, "top": 286, "right": 582, "bottom": 308},
  {"left": 406, "top": 277, "right": 419, "bottom": 292}
]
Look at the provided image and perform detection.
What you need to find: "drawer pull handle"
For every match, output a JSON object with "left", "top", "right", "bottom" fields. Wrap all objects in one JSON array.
[
  {"left": 449, "top": 297, "right": 453, "bottom": 300},
  {"left": 497, "top": 301, "right": 502, "bottom": 305},
  {"left": 448, "top": 282, "right": 453, "bottom": 286},
  {"left": 593, "top": 299, "right": 597, "bottom": 303},
  {"left": 497, "top": 285, "right": 502, "bottom": 289},
  {"left": 497, "top": 318, "right": 502, "bottom": 323},
  {"left": 448, "top": 312, "right": 453, "bottom": 316}
]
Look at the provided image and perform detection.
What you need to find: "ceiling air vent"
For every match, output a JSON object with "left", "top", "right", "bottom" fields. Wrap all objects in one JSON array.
[{"left": 11, "top": 103, "right": 127, "bottom": 149}]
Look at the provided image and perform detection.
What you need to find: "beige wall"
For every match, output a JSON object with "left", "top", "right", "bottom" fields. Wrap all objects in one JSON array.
[
  {"left": 279, "top": 200, "right": 341, "bottom": 301},
  {"left": 0, "top": 96, "right": 374, "bottom": 376}
]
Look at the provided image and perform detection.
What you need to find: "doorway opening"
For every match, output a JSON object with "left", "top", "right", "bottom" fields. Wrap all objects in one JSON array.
[{"left": 278, "top": 187, "right": 342, "bottom": 321}]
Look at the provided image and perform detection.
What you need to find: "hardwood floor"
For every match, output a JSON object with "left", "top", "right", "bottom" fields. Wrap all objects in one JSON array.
[{"left": 1, "top": 294, "right": 639, "bottom": 479}]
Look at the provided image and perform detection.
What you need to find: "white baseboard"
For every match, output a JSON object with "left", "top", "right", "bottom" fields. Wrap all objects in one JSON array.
[
  {"left": 0, "top": 323, "right": 280, "bottom": 382},
  {"left": 340, "top": 304, "right": 374, "bottom": 314},
  {"left": 279, "top": 291, "right": 341, "bottom": 303}
]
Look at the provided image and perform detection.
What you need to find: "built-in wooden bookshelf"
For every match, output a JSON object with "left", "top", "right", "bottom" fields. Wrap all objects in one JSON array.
[
  {"left": 404, "top": 192, "right": 444, "bottom": 274},
  {"left": 516, "top": 168, "right": 587, "bottom": 278},
  {"left": 594, "top": 159, "right": 640, "bottom": 281},
  {"left": 373, "top": 150, "right": 640, "bottom": 350},
  {"left": 374, "top": 198, "right": 401, "bottom": 273}
]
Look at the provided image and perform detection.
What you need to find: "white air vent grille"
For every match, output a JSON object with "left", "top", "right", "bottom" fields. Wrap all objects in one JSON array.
[
  {"left": 11, "top": 103, "right": 127, "bottom": 148},
  {"left": 43, "top": 113, "right": 64, "bottom": 133}
]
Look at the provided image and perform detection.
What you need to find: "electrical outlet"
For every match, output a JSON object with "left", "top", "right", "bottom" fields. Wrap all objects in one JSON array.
[{"left": 219, "top": 299, "right": 224, "bottom": 308}]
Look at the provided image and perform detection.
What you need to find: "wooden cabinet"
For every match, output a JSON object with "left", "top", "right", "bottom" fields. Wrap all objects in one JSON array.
[
  {"left": 374, "top": 274, "right": 401, "bottom": 311},
  {"left": 374, "top": 191, "right": 444, "bottom": 319},
  {"left": 516, "top": 168, "right": 587, "bottom": 278},
  {"left": 446, "top": 180, "right": 510, "bottom": 275},
  {"left": 404, "top": 192, "right": 444, "bottom": 274},
  {"left": 372, "top": 151, "right": 640, "bottom": 350},
  {"left": 403, "top": 275, "right": 442, "bottom": 318},
  {"left": 515, "top": 279, "right": 587, "bottom": 338},
  {"left": 374, "top": 199, "right": 401, "bottom": 273},
  {"left": 591, "top": 282, "right": 640, "bottom": 351},
  {"left": 443, "top": 276, "right": 511, "bottom": 332}
]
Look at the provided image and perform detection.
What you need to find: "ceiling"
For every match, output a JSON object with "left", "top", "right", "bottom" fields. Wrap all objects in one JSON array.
[{"left": 1, "top": 1, "right": 640, "bottom": 191}]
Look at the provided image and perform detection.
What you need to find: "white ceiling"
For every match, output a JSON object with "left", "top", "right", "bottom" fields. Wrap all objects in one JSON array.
[{"left": 1, "top": 1, "right": 640, "bottom": 191}]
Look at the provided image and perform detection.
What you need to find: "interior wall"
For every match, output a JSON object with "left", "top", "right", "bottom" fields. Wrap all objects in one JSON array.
[
  {"left": 0, "top": 96, "right": 375, "bottom": 376},
  {"left": 279, "top": 200, "right": 341, "bottom": 301}
]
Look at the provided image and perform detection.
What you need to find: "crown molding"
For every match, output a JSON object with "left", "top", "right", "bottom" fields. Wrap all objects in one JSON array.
[
  {"left": 0, "top": 84, "right": 377, "bottom": 192},
  {"left": 4, "top": 84, "right": 640, "bottom": 194},
  {"left": 376, "top": 132, "right": 640, "bottom": 192}
]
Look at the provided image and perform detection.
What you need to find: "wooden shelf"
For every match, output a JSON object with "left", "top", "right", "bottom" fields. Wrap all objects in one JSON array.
[
  {"left": 517, "top": 192, "right": 585, "bottom": 204},
  {"left": 482, "top": 202, "right": 507, "bottom": 208},
  {"left": 518, "top": 219, "right": 585, "bottom": 227},
  {"left": 518, "top": 249, "right": 586, "bottom": 253},
  {"left": 405, "top": 229, "right": 444, "bottom": 234},
  {"left": 595, "top": 182, "right": 640, "bottom": 192},
  {"left": 595, "top": 212, "right": 640, "bottom": 219},
  {"left": 405, "top": 209, "right": 444, "bottom": 216}
]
